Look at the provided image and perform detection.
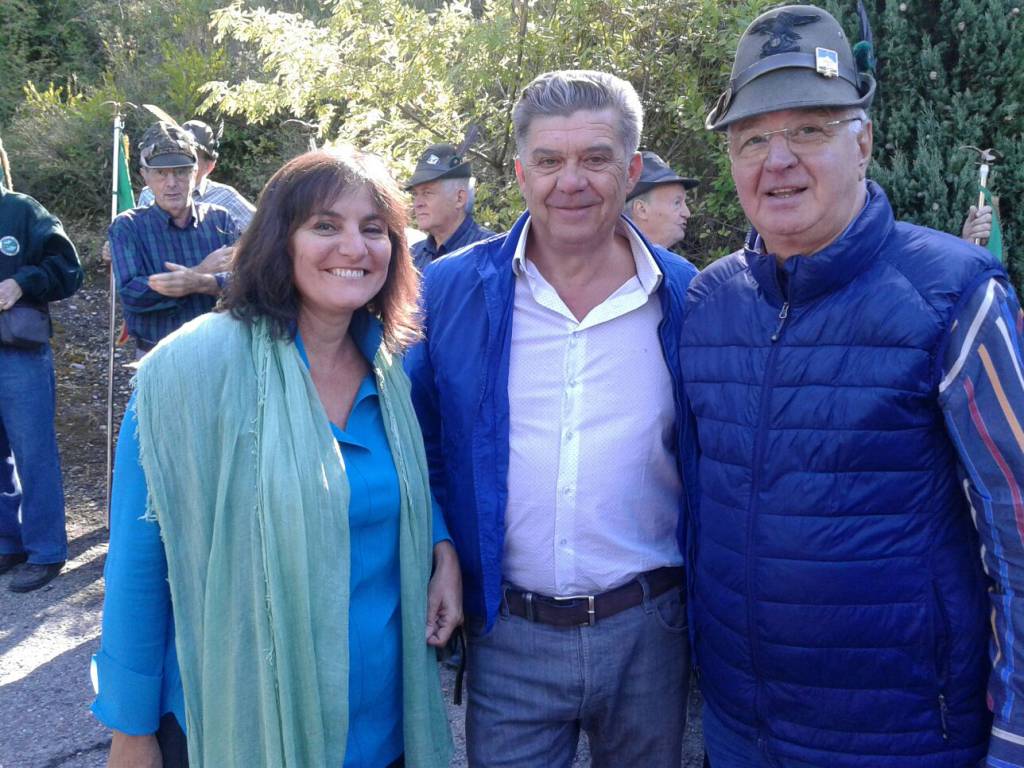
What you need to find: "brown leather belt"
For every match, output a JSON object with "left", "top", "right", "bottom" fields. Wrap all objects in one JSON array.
[{"left": 503, "top": 566, "right": 685, "bottom": 628}]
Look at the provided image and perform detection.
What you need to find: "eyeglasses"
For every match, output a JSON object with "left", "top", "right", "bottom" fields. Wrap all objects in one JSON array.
[{"left": 729, "top": 117, "right": 864, "bottom": 162}]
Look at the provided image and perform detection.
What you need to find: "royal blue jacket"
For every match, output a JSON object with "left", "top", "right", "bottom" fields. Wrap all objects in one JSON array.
[
  {"left": 406, "top": 212, "right": 700, "bottom": 628},
  {"left": 681, "top": 182, "right": 1002, "bottom": 767}
]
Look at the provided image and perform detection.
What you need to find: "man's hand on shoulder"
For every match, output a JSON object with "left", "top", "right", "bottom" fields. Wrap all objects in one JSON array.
[{"left": 148, "top": 262, "right": 219, "bottom": 297}]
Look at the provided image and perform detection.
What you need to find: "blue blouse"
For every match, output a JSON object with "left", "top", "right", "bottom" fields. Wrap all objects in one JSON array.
[{"left": 91, "top": 327, "right": 448, "bottom": 767}]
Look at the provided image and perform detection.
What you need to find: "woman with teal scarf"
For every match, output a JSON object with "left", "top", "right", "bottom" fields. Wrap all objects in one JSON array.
[{"left": 91, "top": 147, "right": 458, "bottom": 767}]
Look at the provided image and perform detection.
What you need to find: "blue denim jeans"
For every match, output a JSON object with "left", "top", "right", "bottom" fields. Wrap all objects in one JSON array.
[
  {"left": 465, "top": 577, "right": 690, "bottom": 768},
  {"left": 703, "top": 704, "right": 821, "bottom": 768},
  {"left": 0, "top": 343, "right": 67, "bottom": 564}
]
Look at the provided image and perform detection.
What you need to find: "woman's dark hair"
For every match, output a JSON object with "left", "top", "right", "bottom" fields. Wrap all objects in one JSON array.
[{"left": 221, "top": 146, "right": 420, "bottom": 351}]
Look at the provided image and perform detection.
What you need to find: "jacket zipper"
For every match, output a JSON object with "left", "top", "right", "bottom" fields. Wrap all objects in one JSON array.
[
  {"left": 931, "top": 579, "right": 952, "bottom": 741},
  {"left": 770, "top": 302, "right": 789, "bottom": 342},
  {"left": 746, "top": 300, "right": 791, "bottom": 732}
]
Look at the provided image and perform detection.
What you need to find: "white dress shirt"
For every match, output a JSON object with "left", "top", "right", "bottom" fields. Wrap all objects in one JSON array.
[{"left": 503, "top": 219, "right": 684, "bottom": 596}]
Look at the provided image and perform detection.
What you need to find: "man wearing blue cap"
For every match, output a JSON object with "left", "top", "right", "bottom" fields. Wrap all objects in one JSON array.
[
  {"left": 406, "top": 143, "right": 494, "bottom": 272},
  {"left": 684, "top": 4, "right": 1024, "bottom": 766},
  {"left": 623, "top": 151, "right": 697, "bottom": 250}
]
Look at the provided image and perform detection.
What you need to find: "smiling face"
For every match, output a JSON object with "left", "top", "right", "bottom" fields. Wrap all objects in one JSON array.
[
  {"left": 291, "top": 185, "right": 392, "bottom": 326},
  {"left": 141, "top": 165, "right": 197, "bottom": 220},
  {"left": 515, "top": 109, "right": 642, "bottom": 253},
  {"left": 729, "top": 108, "right": 872, "bottom": 259}
]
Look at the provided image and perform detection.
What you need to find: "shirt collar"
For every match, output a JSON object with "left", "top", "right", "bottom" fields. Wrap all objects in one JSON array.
[
  {"left": 150, "top": 199, "right": 199, "bottom": 230},
  {"left": 511, "top": 215, "right": 663, "bottom": 295},
  {"left": 428, "top": 213, "right": 473, "bottom": 253},
  {"left": 290, "top": 308, "right": 384, "bottom": 366}
]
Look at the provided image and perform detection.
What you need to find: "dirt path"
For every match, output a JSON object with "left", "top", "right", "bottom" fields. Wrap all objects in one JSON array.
[{"left": 0, "top": 266, "right": 705, "bottom": 767}]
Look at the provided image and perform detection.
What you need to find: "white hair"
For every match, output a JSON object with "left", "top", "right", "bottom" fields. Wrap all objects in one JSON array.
[{"left": 441, "top": 177, "right": 475, "bottom": 214}]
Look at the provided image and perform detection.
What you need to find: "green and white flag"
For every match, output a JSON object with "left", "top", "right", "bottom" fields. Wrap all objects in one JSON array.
[{"left": 116, "top": 134, "right": 134, "bottom": 213}]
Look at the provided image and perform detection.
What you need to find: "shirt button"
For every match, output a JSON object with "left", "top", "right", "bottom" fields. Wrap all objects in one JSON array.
[
  {"left": 559, "top": 538, "right": 568, "bottom": 546},
  {"left": 562, "top": 486, "right": 572, "bottom": 496},
  {"left": 564, "top": 431, "right": 573, "bottom": 441}
]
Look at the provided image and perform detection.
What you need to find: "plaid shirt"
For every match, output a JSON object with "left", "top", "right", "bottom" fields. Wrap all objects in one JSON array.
[
  {"left": 108, "top": 202, "right": 240, "bottom": 347},
  {"left": 137, "top": 178, "right": 255, "bottom": 230}
]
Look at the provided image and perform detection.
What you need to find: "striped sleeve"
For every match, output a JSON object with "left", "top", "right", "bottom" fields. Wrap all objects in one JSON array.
[{"left": 940, "top": 277, "right": 1024, "bottom": 768}]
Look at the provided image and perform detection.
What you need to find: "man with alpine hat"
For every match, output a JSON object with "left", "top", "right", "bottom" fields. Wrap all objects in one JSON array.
[
  {"left": 683, "top": 4, "right": 1024, "bottom": 766},
  {"left": 109, "top": 121, "right": 241, "bottom": 357},
  {"left": 137, "top": 118, "right": 255, "bottom": 230},
  {"left": 406, "top": 143, "right": 494, "bottom": 272},
  {"left": 623, "top": 151, "right": 697, "bottom": 250},
  {"left": 0, "top": 170, "right": 83, "bottom": 593}
]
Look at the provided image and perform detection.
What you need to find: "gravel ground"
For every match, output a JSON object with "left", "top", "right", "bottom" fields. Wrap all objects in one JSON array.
[{"left": 0, "top": 263, "right": 705, "bottom": 767}]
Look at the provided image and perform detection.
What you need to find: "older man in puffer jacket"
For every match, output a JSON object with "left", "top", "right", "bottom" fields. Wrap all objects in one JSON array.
[{"left": 683, "top": 5, "right": 1024, "bottom": 767}]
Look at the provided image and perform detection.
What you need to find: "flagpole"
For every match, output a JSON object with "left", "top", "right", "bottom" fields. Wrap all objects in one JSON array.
[
  {"left": 975, "top": 162, "right": 990, "bottom": 246},
  {"left": 104, "top": 104, "right": 125, "bottom": 529}
]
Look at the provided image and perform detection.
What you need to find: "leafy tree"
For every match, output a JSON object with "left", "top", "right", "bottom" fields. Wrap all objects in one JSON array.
[
  {"left": 0, "top": 0, "right": 103, "bottom": 125},
  {"left": 206, "top": 0, "right": 776, "bottom": 264}
]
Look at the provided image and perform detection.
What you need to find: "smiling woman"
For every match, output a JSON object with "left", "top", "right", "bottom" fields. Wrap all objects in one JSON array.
[{"left": 91, "top": 147, "right": 458, "bottom": 768}]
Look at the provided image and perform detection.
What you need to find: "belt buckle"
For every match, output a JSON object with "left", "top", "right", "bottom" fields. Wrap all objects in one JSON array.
[{"left": 553, "top": 593, "right": 596, "bottom": 626}]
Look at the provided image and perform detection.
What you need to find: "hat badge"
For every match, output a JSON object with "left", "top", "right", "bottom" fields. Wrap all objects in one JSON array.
[
  {"left": 815, "top": 47, "right": 839, "bottom": 78},
  {"left": 750, "top": 11, "right": 820, "bottom": 57},
  {"left": 426, "top": 154, "right": 440, "bottom": 166},
  {"left": 0, "top": 236, "right": 20, "bottom": 257}
]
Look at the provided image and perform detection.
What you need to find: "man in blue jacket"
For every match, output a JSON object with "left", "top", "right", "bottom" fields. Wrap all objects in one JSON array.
[
  {"left": 685, "top": 5, "right": 1024, "bottom": 766},
  {"left": 0, "top": 182, "right": 83, "bottom": 593},
  {"left": 406, "top": 69, "right": 698, "bottom": 767}
]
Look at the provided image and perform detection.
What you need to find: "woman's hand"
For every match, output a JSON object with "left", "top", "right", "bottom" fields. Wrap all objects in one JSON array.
[
  {"left": 108, "top": 731, "right": 162, "bottom": 768},
  {"left": 426, "top": 540, "right": 463, "bottom": 647}
]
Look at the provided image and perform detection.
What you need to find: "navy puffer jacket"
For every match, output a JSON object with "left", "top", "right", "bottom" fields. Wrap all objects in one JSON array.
[{"left": 681, "top": 182, "right": 1002, "bottom": 767}]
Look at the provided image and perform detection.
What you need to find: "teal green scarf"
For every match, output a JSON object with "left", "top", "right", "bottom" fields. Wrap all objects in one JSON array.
[{"left": 134, "top": 312, "right": 451, "bottom": 768}]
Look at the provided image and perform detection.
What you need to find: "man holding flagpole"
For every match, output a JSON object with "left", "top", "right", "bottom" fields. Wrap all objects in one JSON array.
[
  {"left": 0, "top": 138, "right": 84, "bottom": 593},
  {"left": 109, "top": 122, "right": 240, "bottom": 358}
]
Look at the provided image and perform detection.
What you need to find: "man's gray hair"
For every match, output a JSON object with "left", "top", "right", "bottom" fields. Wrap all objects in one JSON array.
[
  {"left": 442, "top": 177, "right": 476, "bottom": 214},
  {"left": 513, "top": 70, "right": 644, "bottom": 156}
]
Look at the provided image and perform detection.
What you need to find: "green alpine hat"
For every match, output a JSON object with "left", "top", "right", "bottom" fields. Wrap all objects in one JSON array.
[
  {"left": 627, "top": 151, "right": 699, "bottom": 202},
  {"left": 139, "top": 122, "right": 198, "bottom": 169},
  {"left": 405, "top": 143, "right": 472, "bottom": 190},
  {"left": 706, "top": 4, "right": 875, "bottom": 131}
]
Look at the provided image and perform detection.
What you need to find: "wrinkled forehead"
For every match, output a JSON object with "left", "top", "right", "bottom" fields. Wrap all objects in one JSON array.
[{"left": 523, "top": 108, "right": 625, "bottom": 151}]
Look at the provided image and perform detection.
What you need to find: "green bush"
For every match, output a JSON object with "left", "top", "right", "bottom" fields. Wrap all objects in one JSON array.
[{"left": 822, "top": 0, "right": 1023, "bottom": 285}]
